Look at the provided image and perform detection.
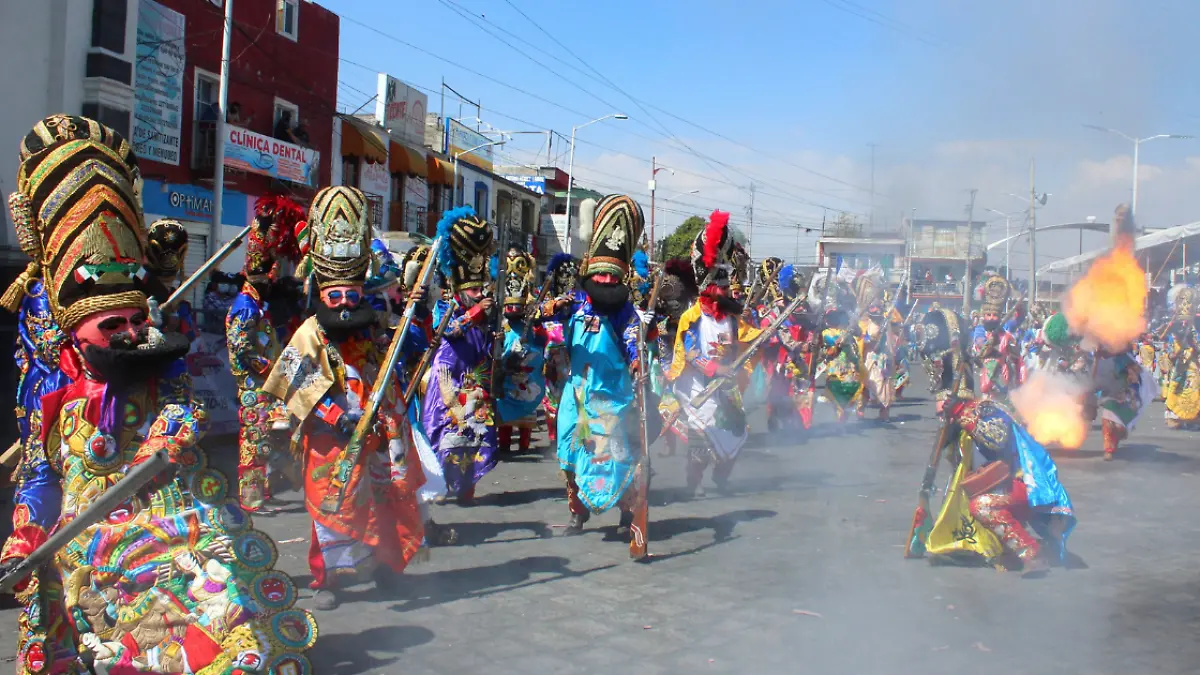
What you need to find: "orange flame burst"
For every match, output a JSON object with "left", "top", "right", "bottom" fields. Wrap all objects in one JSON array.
[
  {"left": 1063, "top": 240, "right": 1147, "bottom": 352},
  {"left": 1011, "top": 371, "right": 1089, "bottom": 450}
]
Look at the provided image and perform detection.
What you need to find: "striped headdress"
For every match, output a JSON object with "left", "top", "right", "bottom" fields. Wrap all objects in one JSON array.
[
  {"left": 3, "top": 115, "right": 153, "bottom": 329},
  {"left": 301, "top": 186, "right": 373, "bottom": 288}
]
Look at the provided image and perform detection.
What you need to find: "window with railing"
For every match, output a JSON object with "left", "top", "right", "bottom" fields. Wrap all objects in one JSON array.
[{"left": 192, "top": 71, "right": 219, "bottom": 171}]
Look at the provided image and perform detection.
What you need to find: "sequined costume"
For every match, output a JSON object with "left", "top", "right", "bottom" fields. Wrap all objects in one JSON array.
[
  {"left": 1, "top": 115, "right": 316, "bottom": 674},
  {"left": 1095, "top": 351, "right": 1154, "bottom": 460},
  {"left": 420, "top": 208, "right": 498, "bottom": 504},
  {"left": 1163, "top": 289, "right": 1200, "bottom": 428},
  {"left": 493, "top": 248, "right": 547, "bottom": 454},
  {"left": 819, "top": 311, "right": 862, "bottom": 422},
  {"left": 852, "top": 272, "right": 898, "bottom": 420},
  {"left": 669, "top": 211, "right": 762, "bottom": 496},
  {"left": 970, "top": 274, "right": 1022, "bottom": 400},
  {"left": 263, "top": 187, "right": 426, "bottom": 610},
  {"left": 227, "top": 283, "right": 283, "bottom": 509}
]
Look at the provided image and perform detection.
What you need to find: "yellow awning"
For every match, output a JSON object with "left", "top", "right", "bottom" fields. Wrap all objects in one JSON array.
[
  {"left": 389, "top": 142, "right": 427, "bottom": 178},
  {"left": 340, "top": 117, "right": 387, "bottom": 164}
]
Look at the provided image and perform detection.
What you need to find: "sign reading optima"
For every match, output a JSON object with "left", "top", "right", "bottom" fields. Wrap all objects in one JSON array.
[{"left": 223, "top": 126, "right": 319, "bottom": 187}]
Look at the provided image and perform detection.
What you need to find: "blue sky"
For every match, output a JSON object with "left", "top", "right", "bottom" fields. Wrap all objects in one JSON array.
[{"left": 325, "top": 0, "right": 1200, "bottom": 275}]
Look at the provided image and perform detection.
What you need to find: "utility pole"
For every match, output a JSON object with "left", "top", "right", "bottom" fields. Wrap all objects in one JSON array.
[
  {"left": 649, "top": 156, "right": 657, "bottom": 261},
  {"left": 746, "top": 182, "right": 756, "bottom": 259},
  {"left": 1029, "top": 159, "right": 1038, "bottom": 302},
  {"left": 962, "top": 189, "right": 977, "bottom": 314},
  {"left": 868, "top": 143, "right": 877, "bottom": 231},
  {"left": 211, "top": 0, "right": 233, "bottom": 260}
]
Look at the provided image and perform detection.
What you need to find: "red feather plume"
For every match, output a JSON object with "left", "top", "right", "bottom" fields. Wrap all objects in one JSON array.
[
  {"left": 703, "top": 210, "right": 730, "bottom": 267},
  {"left": 252, "top": 194, "right": 304, "bottom": 263}
]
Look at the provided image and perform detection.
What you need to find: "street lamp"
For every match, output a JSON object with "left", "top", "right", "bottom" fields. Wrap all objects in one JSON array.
[
  {"left": 1083, "top": 124, "right": 1192, "bottom": 224},
  {"left": 662, "top": 189, "right": 699, "bottom": 202},
  {"left": 984, "top": 207, "right": 1016, "bottom": 280},
  {"left": 452, "top": 139, "right": 506, "bottom": 208},
  {"left": 565, "top": 113, "right": 628, "bottom": 250},
  {"left": 649, "top": 157, "right": 674, "bottom": 261}
]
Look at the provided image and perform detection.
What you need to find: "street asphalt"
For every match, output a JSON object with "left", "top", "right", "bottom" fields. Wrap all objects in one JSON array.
[{"left": 2, "top": 372, "right": 1199, "bottom": 675}]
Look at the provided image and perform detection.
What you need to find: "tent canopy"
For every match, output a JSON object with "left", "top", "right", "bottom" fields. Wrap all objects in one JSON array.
[{"left": 1038, "top": 221, "right": 1200, "bottom": 274}]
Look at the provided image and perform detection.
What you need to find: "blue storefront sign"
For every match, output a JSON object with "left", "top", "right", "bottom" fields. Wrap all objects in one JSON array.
[
  {"left": 502, "top": 175, "right": 546, "bottom": 195},
  {"left": 142, "top": 180, "right": 251, "bottom": 227}
]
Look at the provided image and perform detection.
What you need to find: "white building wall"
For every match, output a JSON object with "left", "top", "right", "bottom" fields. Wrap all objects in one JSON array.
[{"left": 0, "top": 0, "right": 94, "bottom": 250}]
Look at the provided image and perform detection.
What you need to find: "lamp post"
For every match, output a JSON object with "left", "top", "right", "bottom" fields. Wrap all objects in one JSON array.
[
  {"left": 452, "top": 139, "right": 506, "bottom": 208},
  {"left": 1008, "top": 183, "right": 1049, "bottom": 301},
  {"left": 1083, "top": 124, "right": 1192, "bottom": 233},
  {"left": 984, "top": 207, "right": 1016, "bottom": 280},
  {"left": 649, "top": 157, "right": 674, "bottom": 261},
  {"left": 565, "top": 113, "right": 628, "bottom": 251}
]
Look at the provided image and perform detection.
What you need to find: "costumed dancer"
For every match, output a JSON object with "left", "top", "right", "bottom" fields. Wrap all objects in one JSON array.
[
  {"left": 262, "top": 186, "right": 426, "bottom": 610},
  {"left": 854, "top": 271, "right": 898, "bottom": 421},
  {"left": 1163, "top": 288, "right": 1200, "bottom": 429},
  {"left": 227, "top": 196, "right": 302, "bottom": 511},
  {"left": 656, "top": 259, "right": 699, "bottom": 457},
  {"left": 421, "top": 207, "right": 498, "bottom": 505},
  {"left": 541, "top": 253, "right": 580, "bottom": 449},
  {"left": 668, "top": 210, "right": 762, "bottom": 498},
  {"left": 494, "top": 246, "right": 548, "bottom": 455},
  {"left": 1094, "top": 344, "right": 1154, "bottom": 461},
  {"left": 971, "top": 273, "right": 1023, "bottom": 400},
  {"left": 818, "top": 305, "right": 863, "bottom": 423},
  {"left": 536, "top": 195, "right": 649, "bottom": 535},
  {"left": 1, "top": 115, "right": 316, "bottom": 673},
  {"left": 766, "top": 264, "right": 816, "bottom": 431},
  {"left": 914, "top": 308, "right": 1075, "bottom": 576},
  {"left": 144, "top": 219, "right": 193, "bottom": 335}
]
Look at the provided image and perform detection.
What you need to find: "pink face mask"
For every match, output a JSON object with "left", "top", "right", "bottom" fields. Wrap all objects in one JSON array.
[{"left": 72, "top": 307, "right": 146, "bottom": 352}]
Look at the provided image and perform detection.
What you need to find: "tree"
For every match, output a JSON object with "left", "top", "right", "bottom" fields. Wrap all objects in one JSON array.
[{"left": 658, "top": 215, "right": 707, "bottom": 261}]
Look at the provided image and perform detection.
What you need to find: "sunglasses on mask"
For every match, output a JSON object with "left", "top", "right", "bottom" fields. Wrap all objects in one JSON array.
[{"left": 325, "top": 289, "right": 362, "bottom": 305}]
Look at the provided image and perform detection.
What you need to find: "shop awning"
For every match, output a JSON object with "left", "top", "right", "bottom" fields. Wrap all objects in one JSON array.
[
  {"left": 340, "top": 117, "right": 387, "bottom": 164},
  {"left": 389, "top": 142, "right": 427, "bottom": 178},
  {"left": 426, "top": 155, "right": 454, "bottom": 186}
]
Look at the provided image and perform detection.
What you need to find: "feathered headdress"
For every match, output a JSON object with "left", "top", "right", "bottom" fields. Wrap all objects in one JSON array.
[
  {"left": 629, "top": 248, "right": 652, "bottom": 304},
  {"left": 546, "top": 253, "right": 580, "bottom": 297},
  {"left": 664, "top": 258, "right": 698, "bottom": 300},
  {"left": 435, "top": 205, "right": 492, "bottom": 292},
  {"left": 246, "top": 194, "right": 303, "bottom": 279},
  {"left": 778, "top": 264, "right": 796, "bottom": 297},
  {"left": 691, "top": 210, "right": 734, "bottom": 290}
]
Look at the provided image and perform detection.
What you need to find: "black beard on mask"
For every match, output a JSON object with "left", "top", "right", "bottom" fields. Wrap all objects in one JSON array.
[
  {"left": 713, "top": 293, "right": 743, "bottom": 316},
  {"left": 580, "top": 277, "right": 630, "bottom": 313},
  {"left": 315, "top": 302, "right": 378, "bottom": 341},
  {"left": 82, "top": 330, "right": 191, "bottom": 388}
]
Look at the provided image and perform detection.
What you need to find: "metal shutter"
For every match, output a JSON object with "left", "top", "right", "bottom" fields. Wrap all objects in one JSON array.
[{"left": 184, "top": 232, "right": 209, "bottom": 321}]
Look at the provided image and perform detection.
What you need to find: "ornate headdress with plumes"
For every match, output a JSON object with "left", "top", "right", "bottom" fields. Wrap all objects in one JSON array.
[
  {"left": 757, "top": 257, "right": 784, "bottom": 305},
  {"left": 1174, "top": 287, "right": 1197, "bottom": 320},
  {"left": 729, "top": 242, "right": 749, "bottom": 294},
  {"left": 2, "top": 115, "right": 153, "bottom": 328},
  {"left": 364, "top": 238, "right": 404, "bottom": 295},
  {"left": 546, "top": 253, "right": 580, "bottom": 297},
  {"left": 499, "top": 246, "right": 536, "bottom": 307},
  {"left": 145, "top": 219, "right": 188, "bottom": 288},
  {"left": 629, "top": 249, "right": 652, "bottom": 305},
  {"left": 436, "top": 205, "right": 493, "bottom": 292},
  {"left": 980, "top": 273, "right": 1011, "bottom": 315},
  {"left": 778, "top": 263, "right": 806, "bottom": 301},
  {"left": 401, "top": 244, "right": 431, "bottom": 292},
  {"left": 245, "top": 194, "right": 302, "bottom": 279},
  {"left": 300, "top": 186, "right": 372, "bottom": 289},
  {"left": 691, "top": 210, "right": 734, "bottom": 290},
  {"left": 581, "top": 195, "right": 643, "bottom": 278},
  {"left": 853, "top": 270, "right": 885, "bottom": 313}
]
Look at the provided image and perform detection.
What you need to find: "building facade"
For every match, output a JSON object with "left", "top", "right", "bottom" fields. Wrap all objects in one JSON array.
[{"left": 905, "top": 218, "right": 988, "bottom": 307}]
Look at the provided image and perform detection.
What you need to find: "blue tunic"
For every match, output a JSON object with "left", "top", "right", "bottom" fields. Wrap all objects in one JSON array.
[
  {"left": 553, "top": 290, "right": 641, "bottom": 512},
  {"left": 495, "top": 320, "right": 548, "bottom": 424}
]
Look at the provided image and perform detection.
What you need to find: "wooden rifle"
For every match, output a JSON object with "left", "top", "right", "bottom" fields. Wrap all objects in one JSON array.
[
  {"left": 903, "top": 356, "right": 968, "bottom": 558},
  {"left": 161, "top": 223, "right": 254, "bottom": 311},
  {"left": 630, "top": 264, "right": 665, "bottom": 561},
  {"left": 488, "top": 225, "right": 510, "bottom": 399},
  {"left": 319, "top": 235, "right": 445, "bottom": 514},
  {"left": 400, "top": 300, "right": 458, "bottom": 409},
  {"left": 688, "top": 291, "right": 808, "bottom": 410},
  {"left": 0, "top": 451, "right": 171, "bottom": 594}
]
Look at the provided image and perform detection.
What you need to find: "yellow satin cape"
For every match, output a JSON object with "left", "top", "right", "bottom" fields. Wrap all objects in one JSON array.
[
  {"left": 924, "top": 431, "right": 1005, "bottom": 562},
  {"left": 667, "top": 303, "right": 763, "bottom": 381}
]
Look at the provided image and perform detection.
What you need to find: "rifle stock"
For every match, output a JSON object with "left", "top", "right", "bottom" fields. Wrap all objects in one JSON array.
[
  {"left": 630, "top": 264, "right": 665, "bottom": 561},
  {"left": 319, "top": 235, "right": 445, "bottom": 514},
  {"left": 903, "top": 356, "right": 968, "bottom": 558}
]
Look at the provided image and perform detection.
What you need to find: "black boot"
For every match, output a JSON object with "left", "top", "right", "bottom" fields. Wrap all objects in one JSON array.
[
  {"left": 564, "top": 511, "right": 590, "bottom": 536},
  {"left": 616, "top": 510, "right": 633, "bottom": 539}
]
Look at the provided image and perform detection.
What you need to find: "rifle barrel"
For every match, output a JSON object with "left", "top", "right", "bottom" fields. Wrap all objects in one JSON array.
[{"left": 162, "top": 224, "right": 253, "bottom": 311}]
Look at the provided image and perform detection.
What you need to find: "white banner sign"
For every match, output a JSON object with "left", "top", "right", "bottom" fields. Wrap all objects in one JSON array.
[
  {"left": 133, "top": 0, "right": 186, "bottom": 165},
  {"left": 376, "top": 74, "right": 428, "bottom": 149},
  {"left": 359, "top": 159, "right": 391, "bottom": 197}
]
